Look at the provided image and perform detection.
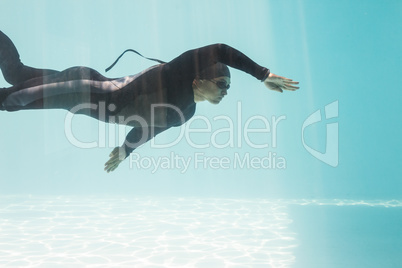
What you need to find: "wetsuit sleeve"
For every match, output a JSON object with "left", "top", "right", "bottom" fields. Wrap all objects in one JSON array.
[
  {"left": 123, "top": 126, "right": 170, "bottom": 157},
  {"left": 166, "top": 43, "right": 270, "bottom": 81}
]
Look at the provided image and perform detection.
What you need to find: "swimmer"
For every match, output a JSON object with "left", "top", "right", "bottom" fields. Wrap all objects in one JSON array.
[{"left": 0, "top": 31, "right": 299, "bottom": 172}]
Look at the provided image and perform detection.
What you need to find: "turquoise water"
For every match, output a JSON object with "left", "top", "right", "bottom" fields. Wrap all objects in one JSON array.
[{"left": 1, "top": 0, "right": 401, "bottom": 267}]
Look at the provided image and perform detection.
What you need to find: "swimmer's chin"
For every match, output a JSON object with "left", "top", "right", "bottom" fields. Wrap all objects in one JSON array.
[{"left": 208, "top": 98, "right": 223, "bottom": 105}]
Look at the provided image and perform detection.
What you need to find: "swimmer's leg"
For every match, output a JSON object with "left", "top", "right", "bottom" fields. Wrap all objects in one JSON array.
[
  {"left": 1, "top": 66, "right": 117, "bottom": 116},
  {"left": 0, "top": 30, "right": 59, "bottom": 86}
]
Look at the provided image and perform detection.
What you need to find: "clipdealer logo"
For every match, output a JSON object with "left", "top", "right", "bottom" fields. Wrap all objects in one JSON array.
[
  {"left": 63, "top": 100, "right": 339, "bottom": 171},
  {"left": 63, "top": 101, "right": 288, "bottom": 172},
  {"left": 302, "top": 100, "right": 339, "bottom": 167}
]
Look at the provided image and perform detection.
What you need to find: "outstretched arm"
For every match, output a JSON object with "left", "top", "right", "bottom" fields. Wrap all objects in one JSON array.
[
  {"left": 104, "top": 126, "right": 169, "bottom": 172},
  {"left": 166, "top": 43, "right": 299, "bottom": 91},
  {"left": 166, "top": 43, "right": 270, "bottom": 81}
]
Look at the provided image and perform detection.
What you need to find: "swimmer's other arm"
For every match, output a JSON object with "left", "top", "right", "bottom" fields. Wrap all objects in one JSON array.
[{"left": 104, "top": 126, "right": 168, "bottom": 173}]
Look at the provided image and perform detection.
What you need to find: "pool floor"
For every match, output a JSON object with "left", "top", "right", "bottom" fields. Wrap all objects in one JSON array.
[{"left": 0, "top": 196, "right": 401, "bottom": 267}]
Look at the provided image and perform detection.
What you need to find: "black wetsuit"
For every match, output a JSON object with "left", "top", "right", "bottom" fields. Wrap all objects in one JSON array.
[{"left": 0, "top": 31, "right": 270, "bottom": 157}]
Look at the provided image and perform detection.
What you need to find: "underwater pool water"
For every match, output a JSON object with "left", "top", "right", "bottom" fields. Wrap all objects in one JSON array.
[{"left": 1, "top": 0, "right": 401, "bottom": 267}]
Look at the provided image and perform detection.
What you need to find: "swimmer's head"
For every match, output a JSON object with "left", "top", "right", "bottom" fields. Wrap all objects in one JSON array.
[
  {"left": 193, "top": 63, "right": 231, "bottom": 104},
  {"left": 193, "top": 77, "right": 230, "bottom": 104},
  {"left": 197, "top": 62, "right": 230, "bottom": 80}
]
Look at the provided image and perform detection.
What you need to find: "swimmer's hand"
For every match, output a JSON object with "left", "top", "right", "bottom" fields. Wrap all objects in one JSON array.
[
  {"left": 104, "top": 146, "right": 127, "bottom": 173},
  {"left": 263, "top": 73, "right": 299, "bottom": 93}
]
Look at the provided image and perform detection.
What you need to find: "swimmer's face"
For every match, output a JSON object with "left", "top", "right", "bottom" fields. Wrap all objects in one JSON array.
[{"left": 195, "top": 76, "right": 231, "bottom": 104}]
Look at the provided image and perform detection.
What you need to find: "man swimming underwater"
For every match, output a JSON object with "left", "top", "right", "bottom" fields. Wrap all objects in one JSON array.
[{"left": 0, "top": 31, "right": 299, "bottom": 172}]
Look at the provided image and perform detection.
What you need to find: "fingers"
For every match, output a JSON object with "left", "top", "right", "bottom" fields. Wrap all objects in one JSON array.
[
  {"left": 105, "top": 147, "right": 126, "bottom": 172},
  {"left": 104, "top": 160, "right": 120, "bottom": 173},
  {"left": 109, "top": 147, "right": 119, "bottom": 157},
  {"left": 284, "top": 79, "right": 299, "bottom": 85},
  {"left": 282, "top": 78, "right": 299, "bottom": 87},
  {"left": 283, "top": 83, "right": 300, "bottom": 91},
  {"left": 105, "top": 157, "right": 119, "bottom": 167},
  {"left": 104, "top": 163, "right": 118, "bottom": 173},
  {"left": 104, "top": 155, "right": 122, "bottom": 173},
  {"left": 105, "top": 157, "right": 120, "bottom": 168}
]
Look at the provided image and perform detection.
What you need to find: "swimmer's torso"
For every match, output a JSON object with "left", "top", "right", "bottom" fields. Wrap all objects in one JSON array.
[
  {"left": 111, "top": 90, "right": 168, "bottom": 128},
  {"left": 106, "top": 63, "right": 197, "bottom": 128}
]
